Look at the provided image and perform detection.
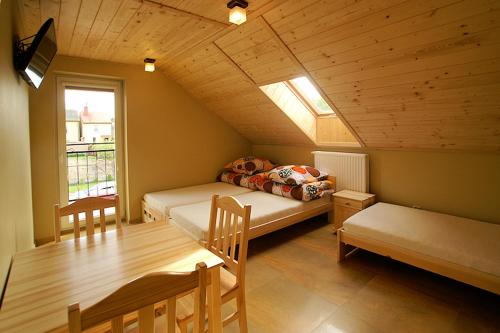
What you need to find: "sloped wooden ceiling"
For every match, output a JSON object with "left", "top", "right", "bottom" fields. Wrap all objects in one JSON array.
[{"left": 18, "top": 0, "right": 500, "bottom": 151}]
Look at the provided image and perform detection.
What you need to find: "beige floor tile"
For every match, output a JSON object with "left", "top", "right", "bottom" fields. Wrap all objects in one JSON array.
[
  {"left": 245, "top": 276, "right": 337, "bottom": 333},
  {"left": 311, "top": 307, "right": 385, "bottom": 333},
  {"left": 341, "top": 275, "right": 459, "bottom": 333}
]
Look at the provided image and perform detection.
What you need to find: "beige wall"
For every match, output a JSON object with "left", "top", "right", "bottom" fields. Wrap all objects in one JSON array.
[
  {"left": 253, "top": 145, "right": 500, "bottom": 224},
  {"left": 0, "top": 0, "right": 34, "bottom": 288},
  {"left": 30, "top": 55, "right": 251, "bottom": 243}
]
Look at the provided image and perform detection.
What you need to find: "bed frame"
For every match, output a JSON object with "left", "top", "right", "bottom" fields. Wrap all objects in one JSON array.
[
  {"left": 142, "top": 176, "right": 337, "bottom": 236},
  {"left": 337, "top": 228, "right": 500, "bottom": 295}
]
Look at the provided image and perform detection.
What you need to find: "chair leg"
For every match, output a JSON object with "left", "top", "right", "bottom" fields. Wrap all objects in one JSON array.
[
  {"left": 178, "top": 320, "right": 188, "bottom": 333},
  {"left": 236, "top": 292, "right": 248, "bottom": 333}
]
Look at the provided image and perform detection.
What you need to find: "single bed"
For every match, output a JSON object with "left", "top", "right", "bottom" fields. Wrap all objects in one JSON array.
[
  {"left": 337, "top": 202, "right": 500, "bottom": 294},
  {"left": 142, "top": 182, "right": 253, "bottom": 222},
  {"left": 169, "top": 191, "right": 333, "bottom": 241}
]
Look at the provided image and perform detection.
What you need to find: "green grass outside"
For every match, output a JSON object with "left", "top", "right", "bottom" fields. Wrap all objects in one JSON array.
[{"left": 68, "top": 180, "right": 100, "bottom": 194}]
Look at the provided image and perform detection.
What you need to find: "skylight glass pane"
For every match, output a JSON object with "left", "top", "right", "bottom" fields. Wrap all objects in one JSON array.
[{"left": 290, "top": 76, "right": 335, "bottom": 115}]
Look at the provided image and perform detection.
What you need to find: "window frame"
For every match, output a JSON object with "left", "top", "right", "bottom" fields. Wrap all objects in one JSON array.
[{"left": 286, "top": 76, "right": 336, "bottom": 117}]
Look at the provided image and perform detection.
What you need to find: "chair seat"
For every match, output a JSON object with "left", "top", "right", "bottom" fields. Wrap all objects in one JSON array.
[{"left": 176, "top": 267, "right": 238, "bottom": 322}]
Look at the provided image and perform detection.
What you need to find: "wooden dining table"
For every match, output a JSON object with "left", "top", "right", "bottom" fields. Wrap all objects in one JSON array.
[{"left": 0, "top": 221, "right": 225, "bottom": 333}]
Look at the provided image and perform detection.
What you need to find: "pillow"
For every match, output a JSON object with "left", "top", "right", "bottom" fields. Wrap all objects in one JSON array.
[
  {"left": 224, "top": 156, "right": 275, "bottom": 175},
  {"left": 267, "top": 165, "right": 327, "bottom": 186},
  {"left": 218, "top": 171, "right": 260, "bottom": 190},
  {"left": 255, "top": 179, "right": 334, "bottom": 201}
]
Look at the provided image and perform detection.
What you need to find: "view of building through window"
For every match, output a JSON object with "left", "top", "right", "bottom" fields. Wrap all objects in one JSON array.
[{"left": 64, "top": 88, "right": 117, "bottom": 202}]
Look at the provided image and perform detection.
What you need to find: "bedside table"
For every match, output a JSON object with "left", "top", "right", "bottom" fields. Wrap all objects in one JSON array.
[{"left": 332, "top": 190, "right": 376, "bottom": 231}]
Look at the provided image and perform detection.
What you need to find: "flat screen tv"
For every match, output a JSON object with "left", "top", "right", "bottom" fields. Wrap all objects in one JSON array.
[{"left": 15, "top": 18, "right": 57, "bottom": 89}]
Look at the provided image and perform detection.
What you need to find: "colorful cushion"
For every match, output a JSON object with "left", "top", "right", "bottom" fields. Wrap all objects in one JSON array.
[
  {"left": 224, "top": 156, "right": 275, "bottom": 175},
  {"left": 267, "top": 165, "right": 327, "bottom": 186},
  {"left": 218, "top": 171, "right": 268, "bottom": 190},
  {"left": 255, "top": 179, "right": 334, "bottom": 201}
]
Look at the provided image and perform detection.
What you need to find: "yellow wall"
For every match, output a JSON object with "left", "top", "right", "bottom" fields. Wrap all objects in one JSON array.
[
  {"left": 0, "top": 0, "right": 34, "bottom": 288},
  {"left": 30, "top": 55, "right": 251, "bottom": 243},
  {"left": 253, "top": 145, "right": 500, "bottom": 224}
]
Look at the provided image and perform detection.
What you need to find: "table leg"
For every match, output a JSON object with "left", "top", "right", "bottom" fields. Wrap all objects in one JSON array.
[{"left": 208, "top": 266, "right": 223, "bottom": 333}]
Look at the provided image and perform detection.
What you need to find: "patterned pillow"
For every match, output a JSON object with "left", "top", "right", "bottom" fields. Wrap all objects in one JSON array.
[
  {"left": 218, "top": 171, "right": 264, "bottom": 190},
  {"left": 255, "top": 179, "right": 334, "bottom": 201},
  {"left": 267, "top": 165, "right": 327, "bottom": 186},
  {"left": 224, "top": 156, "right": 275, "bottom": 175}
]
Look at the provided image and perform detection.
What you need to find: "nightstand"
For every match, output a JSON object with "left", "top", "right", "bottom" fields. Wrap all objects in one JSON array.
[{"left": 332, "top": 190, "right": 376, "bottom": 231}]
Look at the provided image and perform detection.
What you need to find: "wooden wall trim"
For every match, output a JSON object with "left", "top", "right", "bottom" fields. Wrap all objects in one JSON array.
[{"left": 212, "top": 42, "right": 256, "bottom": 85}]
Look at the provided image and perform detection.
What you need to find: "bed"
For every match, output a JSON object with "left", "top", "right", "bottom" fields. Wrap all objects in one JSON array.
[
  {"left": 142, "top": 151, "right": 368, "bottom": 239},
  {"left": 169, "top": 191, "right": 333, "bottom": 240},
  {"left": 337, "top": 202, "right": 500, "bottom": 294},
  {"left": 142, "top": 182, "right": 253, "bottom": 222}
]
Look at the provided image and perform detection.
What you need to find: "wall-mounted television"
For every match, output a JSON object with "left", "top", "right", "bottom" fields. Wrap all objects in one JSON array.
[{"left": 15, "top": 18, "right": 57, "bottom": 89}]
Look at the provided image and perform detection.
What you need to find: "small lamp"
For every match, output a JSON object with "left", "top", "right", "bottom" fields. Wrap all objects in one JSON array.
[
  {"left": 227, "top": 0, "right": 248, "bottom": 25},
  {"left": 144, "top": 58, "right": 155, "bottom": 72}
]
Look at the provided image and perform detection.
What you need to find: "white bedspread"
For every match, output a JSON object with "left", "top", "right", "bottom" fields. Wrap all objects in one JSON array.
[
  {"left": 343, "top": 203, "right": 500, "bottom": 276},
  {"left": 143, "top": 182, "right": 253, "bottom": 216},
  {"left": 169, "top": 191, "right": 331, "bottom": 240}
]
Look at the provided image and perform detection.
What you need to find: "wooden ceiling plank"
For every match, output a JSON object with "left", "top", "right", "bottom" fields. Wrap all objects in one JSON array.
[
  {"left": 17, "top": 0, "right": 42, "bottom": 36},
  {"left": 40, "top": 0, "right": 61, "bottom": 31},
  {"left": 257, "top": 15, "right": 367, "bottom": 147},
  {"left": 289, "top": 0, "right": 457, "bottom": 59},
  {"left": 302, "top": 9, "right": 500, "bottom": 73},
  {"left": 68, "top": 0, "right": 104, "bottom": 56},
  {"left": 79, "top": 0, "right": 123, "bottom": 58},
  {"left": 92, "top": 0, "right": 142, "bottom": 60},
  {"left": 166, "top": 0, "right": 287, "bottom": 67},
  {"left": 212, "top": 43, "right": 256, "bottom": 85},
  {"left": 57, "top": 0, "right": 82, "bottom": 55},
  {"left": 310, "top": 38, "right": 500, "bottom": 84},
  {"left": 295, "top": 0, "right": 495, "bottom": 68},
  {"left": 142, "top": 0, "right": 229, "bottom": 28}
]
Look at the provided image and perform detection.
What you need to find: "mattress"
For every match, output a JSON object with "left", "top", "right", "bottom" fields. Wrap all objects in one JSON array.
[
  {"left": 343, "top": 202, "right": 500, "bottom": 276},
  {"left": 143, "top": 182, "right": 253, "bottom": 216},
  {"left": 169, "top": 191, "right": 331, "bottom": 240}
]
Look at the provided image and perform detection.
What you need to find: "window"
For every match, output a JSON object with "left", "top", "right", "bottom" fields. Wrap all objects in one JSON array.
[
  {"left": 260, "top": 76, "right": 335, "bottom": 118},
  {"left": 288, "top": 77, "right": 335, "bottom": 115},
  {"left": 57, "top": 76, "right": 125, "bottom": 228}
]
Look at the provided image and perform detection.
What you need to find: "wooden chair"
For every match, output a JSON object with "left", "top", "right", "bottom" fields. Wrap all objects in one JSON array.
[
  {"left": 54, "top": 195, "right": 121, "bottom": 242},
  {"left": 68, "top": 262, "right": 207, "bottom": 333},
  {"left": 176, "top": 195, "right": 251, "bottom": 333}
]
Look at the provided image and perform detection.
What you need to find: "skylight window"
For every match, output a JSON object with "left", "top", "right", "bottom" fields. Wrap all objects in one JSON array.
[{"left": 288, "top": 77, "right": 335, "bottom": 115}]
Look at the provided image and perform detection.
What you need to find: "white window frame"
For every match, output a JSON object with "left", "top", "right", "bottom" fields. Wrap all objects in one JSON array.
[{"left": 56, "top": 75, "right": 126, "bottom": 229}]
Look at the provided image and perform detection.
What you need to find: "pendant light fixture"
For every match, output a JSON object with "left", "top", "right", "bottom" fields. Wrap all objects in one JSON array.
[
  {"left": 144, "top": 58, "right": 156, "bottom": 72},
  {"left": 227, "top": 0, "right": 248, "bottom": 25}
]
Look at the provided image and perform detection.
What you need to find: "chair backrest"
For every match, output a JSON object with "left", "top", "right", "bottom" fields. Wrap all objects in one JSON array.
[
  {"left": 68, "top": 262, "right": 207, "bottom": 333},
  {"left": 54, "top": 195, "right": 121, "bottom": 242},
  {"left": 207, "top": 195, "right": 251, "bottom": 284}
]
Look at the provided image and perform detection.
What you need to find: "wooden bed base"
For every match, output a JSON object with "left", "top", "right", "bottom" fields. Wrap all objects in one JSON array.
[
  {"left": 142, "top": 177, "right": 337, "bottom": 239},
  {"left": 141, "top": 200, "right": 165, "bottom": 223},
  {"left": 337, "top": 228, "right": 500, "bottom": 295}
]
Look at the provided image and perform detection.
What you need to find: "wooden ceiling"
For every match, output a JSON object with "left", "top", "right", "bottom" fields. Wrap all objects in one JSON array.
[{"left": 18, "top": 0, "right": 500, "bottom": 151}]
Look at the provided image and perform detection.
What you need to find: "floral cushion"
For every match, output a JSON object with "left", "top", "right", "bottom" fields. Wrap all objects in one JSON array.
[
  {"left": 218, "top": 171, "right": 268, "bottom": 190},
  {"left": 267, "top": 165, "right": 327, "bottom": 185},
  {"left": 255, "top": 179, "right": 334, "bottom": 201},
  {"left": 224, "top": 156, "right": 275, "bottom": 175}
]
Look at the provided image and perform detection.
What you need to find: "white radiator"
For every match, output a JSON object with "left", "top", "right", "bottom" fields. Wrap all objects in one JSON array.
[{"left": 313, "top": 151, "right": 369, "bottom": 192}]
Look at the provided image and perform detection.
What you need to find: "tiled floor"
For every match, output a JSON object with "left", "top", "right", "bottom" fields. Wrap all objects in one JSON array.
[{"left": 222, "top": 216, "right": 500, "bottom": 333}]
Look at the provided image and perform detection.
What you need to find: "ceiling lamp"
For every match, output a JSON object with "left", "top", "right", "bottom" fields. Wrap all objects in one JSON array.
[
  {"left": 227, "top": 0, "right": 248, "bottom": 25},
  {"left": 144, "top": 58, "right": 155, "bottom": 72}
]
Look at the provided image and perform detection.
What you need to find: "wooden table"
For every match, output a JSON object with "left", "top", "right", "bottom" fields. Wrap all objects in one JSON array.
[{"left": 0, "top": 221, "right": 224, "bottom": 333}]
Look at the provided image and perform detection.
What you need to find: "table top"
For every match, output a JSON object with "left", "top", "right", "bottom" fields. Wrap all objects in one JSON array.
[
  {"left": 332, "top": 190, "right": 376, "bottom": 201},
  {"left": 0, "top": 221, "right": 224, "bottom": 333}
]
